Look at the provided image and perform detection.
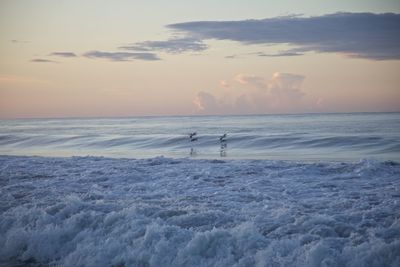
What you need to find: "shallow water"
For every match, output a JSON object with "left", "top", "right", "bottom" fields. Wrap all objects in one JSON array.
[{"left": 0, "top": 112, "right": 399, "bottom": 161}]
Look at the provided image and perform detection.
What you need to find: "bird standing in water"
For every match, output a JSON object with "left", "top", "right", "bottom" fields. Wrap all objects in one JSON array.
[
  {"left": 220, "top": 133, "right": 227, "bottom": 157},
  {"left": 219, "top": 134, "right": 227, "bottom": 142},
  {"left": 189, "top": 132, "right": 198, "bottom": 156},
  {"left": 220, "top": 133, "right": 227, "bottom": 142},
  {"left": 189, "top": 132, "right": 197, "bottom": 142}
]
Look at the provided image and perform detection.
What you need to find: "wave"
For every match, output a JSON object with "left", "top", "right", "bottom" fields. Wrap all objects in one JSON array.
[
  {"left": 0, "top": 155, "right": 399, "bottom": 266},
  {"left": 1, "top": 132, "right": 399, "bottom": 154},
  {"left": 1, "top": 113, "right": 399, "bottom": 160}
]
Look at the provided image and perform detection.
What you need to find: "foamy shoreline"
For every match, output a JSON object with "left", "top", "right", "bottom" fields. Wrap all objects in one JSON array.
[{"left": 1, "top": 155, "right": 399, "bottom": 266}]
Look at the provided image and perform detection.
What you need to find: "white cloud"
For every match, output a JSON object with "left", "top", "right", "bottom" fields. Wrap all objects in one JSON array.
[
  {"left": 193, "top": 91, "right": 220, "bottom": 112},
  {"left": 235, "top": 74, "right": 266, "bottom": 89},
  {"left": 267, "top": 73, "right": 306, "bottom": 110},
  {"left": 219, "top": 80, "right": 231, "bottom": 90},
  {"left": 194, "top": 72, "right": 317, "bottom": 115}
]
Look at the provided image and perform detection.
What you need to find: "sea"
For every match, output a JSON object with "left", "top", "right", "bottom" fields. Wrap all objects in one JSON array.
[
  {"left": 1, "top": 112, "right": 399, "bottom": 266},
  {"left": 0, "top": 112, "right": 399, "bottom": 161}
]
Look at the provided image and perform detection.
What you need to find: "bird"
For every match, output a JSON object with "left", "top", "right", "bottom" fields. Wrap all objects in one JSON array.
[
  {"left": 219, "top": 133, "right": 227, "bottom": 142},
  {"left": 189, "top": 132, "right": 198, "bottom": 142}
]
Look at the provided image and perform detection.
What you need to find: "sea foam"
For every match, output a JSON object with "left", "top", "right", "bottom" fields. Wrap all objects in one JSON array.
[{"left": 0, "top": 155, "right": 399, "bottom": 266}]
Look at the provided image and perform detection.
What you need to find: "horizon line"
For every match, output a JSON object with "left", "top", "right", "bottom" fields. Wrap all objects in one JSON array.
[{"left": 1, "top": 110, "right": 399, "bottom": 121}]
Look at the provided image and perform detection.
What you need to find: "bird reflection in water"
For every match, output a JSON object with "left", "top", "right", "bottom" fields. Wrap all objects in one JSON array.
[{"left": 220, "top": 133, "right": 227, "bottom": 157}]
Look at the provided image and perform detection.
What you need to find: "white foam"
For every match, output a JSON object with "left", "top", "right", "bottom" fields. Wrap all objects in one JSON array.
[{"left": 0, "top": 156, "right": 399, "bottom": 266}]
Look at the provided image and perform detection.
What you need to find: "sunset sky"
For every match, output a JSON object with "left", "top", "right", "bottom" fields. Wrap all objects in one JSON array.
[{"left": 1, "top": 0, "right": 399, "bottom": 118}]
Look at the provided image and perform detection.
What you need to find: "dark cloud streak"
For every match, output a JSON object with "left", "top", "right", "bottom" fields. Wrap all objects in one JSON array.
[
  {"left": 119, "top": 37, "right": 207, "bottom": 54},
  {"left": 167, "top": 13, "right": 400, "bottom": 60},
  {"left": 11, "top": 40, "right": 30, "bottom": 44},
  {"left": 256, "top": 51, "right": 304, "bottom": 57},
  {"left": 30, "top": 58, "right": 58, "bottom": 63},
  {"left": 83, "top": 51, "right": 160, "bottom": 61},
  {"left": 50, "top": 52, "right": 77, "bottom": 58}
]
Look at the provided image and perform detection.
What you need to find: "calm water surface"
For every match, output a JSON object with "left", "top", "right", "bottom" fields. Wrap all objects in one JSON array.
[{"left": 0, "top": 112, "right": 399, "bottom": 161}]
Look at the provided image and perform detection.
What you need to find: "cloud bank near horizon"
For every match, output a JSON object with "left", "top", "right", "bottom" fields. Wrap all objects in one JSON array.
[
  {"left": 193, "top": 72, "right": 319, "bottom": 115},
  {"left": 166, "top": 12, "right": 400, "bottom": 60}
]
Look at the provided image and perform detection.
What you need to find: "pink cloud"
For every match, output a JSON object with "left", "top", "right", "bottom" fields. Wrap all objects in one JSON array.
[{"left": 194, "top": 72, "right": 319, "bottom": 114}]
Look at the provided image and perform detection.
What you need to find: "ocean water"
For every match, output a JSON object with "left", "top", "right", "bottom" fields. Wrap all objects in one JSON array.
[
  {"left": 1, "top": 113, "right": 400, "bottom": 266},
  {"left": 0, "top": 112, "right": 399, "bottom": 161}
]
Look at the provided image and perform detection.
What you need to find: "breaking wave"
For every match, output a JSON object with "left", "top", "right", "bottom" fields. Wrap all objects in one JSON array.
[{"left": 1, "top": 155, "right": 399, "bottom": 266}]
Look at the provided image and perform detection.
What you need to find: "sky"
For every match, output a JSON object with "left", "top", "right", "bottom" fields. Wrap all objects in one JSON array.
[{"left": 0, "top": 0, "right": 399, "bottom": 118}]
